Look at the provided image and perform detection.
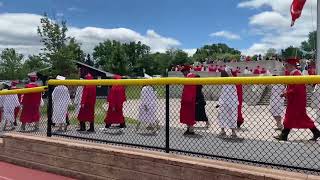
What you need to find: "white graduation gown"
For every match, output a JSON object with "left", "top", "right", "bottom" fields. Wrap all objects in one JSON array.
[
  {"left": 52, "top": 85, "right": 71, "bottom": 124},
  {"left": 74, "top": 86, "right": 83, "bottom": 117},
  {"left": 269, "top": 85, "right": 285, "bottom": 117},
  {"left": 2, "top": 94, "right": 20, "bottom": 123},
  {"left": 217, "top": 85, "right": 239, "bottom": 129},
  {"left": 244, "top": 69, "right": 251, "bottom": 75},
  {"left": 138, "top": 86, "right": 157, "bottom": 123},
  {"left": 302, "top": 70, "right": 309, "bottom": 75}
]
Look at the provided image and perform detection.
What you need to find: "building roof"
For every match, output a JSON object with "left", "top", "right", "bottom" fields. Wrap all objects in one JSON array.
[
  {"left": 27, "top": 61, "right": 115, "bottom": 78},
  {"left": 74, "top": 61, "right": 115, "bottom": 78}
]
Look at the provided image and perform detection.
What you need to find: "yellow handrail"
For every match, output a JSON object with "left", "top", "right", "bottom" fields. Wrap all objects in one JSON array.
[
  {"left": 0, "top": 86, "right": 47, "bottom": 95},
  {"left": 48, "top": 76, "right": 320, "bottom": 86}
]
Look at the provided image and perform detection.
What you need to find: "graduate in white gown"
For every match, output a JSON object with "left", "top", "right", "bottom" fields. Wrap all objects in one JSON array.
[
  {"left": 136, "top": 74, "right": 159, "bottom": 133},
  {"left": 1, "top": 84, "right": 20, "bottom": 131},
  {"left": 216, "top": 66, "right": 239, "bottom": 138},
  {"left": 52, "top": 75, "right": 71, "bottom": 131},
  {"left": 269, "top": 70, "right": 285, "bottom": 130}
]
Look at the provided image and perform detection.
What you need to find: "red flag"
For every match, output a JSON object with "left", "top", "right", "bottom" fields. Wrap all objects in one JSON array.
[{"left": 290, "top": 0, "right": 307, "bottom": 27}]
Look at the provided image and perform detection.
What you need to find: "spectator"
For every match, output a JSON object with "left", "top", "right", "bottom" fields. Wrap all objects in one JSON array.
[{"left": 253, "top": 66, "right": 261, "bottom": 75}]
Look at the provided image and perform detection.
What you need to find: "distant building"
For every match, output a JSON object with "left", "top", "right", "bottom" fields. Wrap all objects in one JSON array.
[{"left": 29, "top": 61, "right": 115, "bottom": 98}]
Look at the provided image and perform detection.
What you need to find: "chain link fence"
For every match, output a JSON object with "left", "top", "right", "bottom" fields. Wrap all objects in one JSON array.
[{"left": 1, "top": 77, "right": 320, "bottom": 175}]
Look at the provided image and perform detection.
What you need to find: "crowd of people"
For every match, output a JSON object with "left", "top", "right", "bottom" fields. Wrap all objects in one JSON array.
[
  {"left": 172, "top": 64, "right": 272, "bottom": 76},
  {"left": 0, "top": 57, "right": 319, "bottom": 141},
  {"left": 171, "top": 60, "right": 317, "bottom": 76}
]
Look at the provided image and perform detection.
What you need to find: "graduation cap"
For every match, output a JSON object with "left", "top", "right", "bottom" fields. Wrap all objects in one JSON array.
[
  {"left": 56, "top": 75, "right": 66, "bottom": 80},
  {"left": 85, "top": 73, "right": 94, "bottom": 79},
  {"left": 113, "top": 74, "right": 122, "bottom": 79}
]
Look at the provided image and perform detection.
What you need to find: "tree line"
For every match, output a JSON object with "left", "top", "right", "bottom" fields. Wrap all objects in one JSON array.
[{"left": 0, "top": 14, "right": 317, "bottom": 80}]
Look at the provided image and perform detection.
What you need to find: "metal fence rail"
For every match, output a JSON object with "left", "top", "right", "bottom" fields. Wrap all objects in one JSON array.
[{"left": 1, "top": 77, "right": 320, "bottom": 174}]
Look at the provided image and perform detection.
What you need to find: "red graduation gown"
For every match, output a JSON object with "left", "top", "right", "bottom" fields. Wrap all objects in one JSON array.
[
  {"left": 283, "top": 69, "right": 315, "bottom": 129},
  {"left": 180, "top": 74, "right": 197, "bottom": 126},
  {"left": 105, "top": 85, "right": 126, "bottom": 124},
  {"left": 20, "top": 83, "right": 42, "bottom": 123},
  {"left": 77, "top": 85, "right": 96, "bottom": 122},
  {"left": 253, "top": 69, "right": 260, "bottom": 75},
  {"left": 236, "top": 85, "right": 244, "bottom": 125}
]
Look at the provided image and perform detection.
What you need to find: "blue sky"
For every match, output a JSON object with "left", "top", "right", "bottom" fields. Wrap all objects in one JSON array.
[{"left": 0, "top": 0, "right": 317, "bottom": 56}]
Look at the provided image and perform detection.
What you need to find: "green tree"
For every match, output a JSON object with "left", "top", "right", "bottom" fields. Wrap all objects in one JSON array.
[
  {"left": 149, "top": 52, "right": 172, "bottom": 75},
  {"left": 23, "top": 55, "right": 47, "bottom": 72},
  {"left": 37, "top": 14, "right": 84, "bottom": 76},
  {"left": 252, "top": 55, "right": 258, "bottom": 61},
  {"left": 167, "top": 49, "right": 190, "bottom": 66},
  {"left": 192, "top": 43, "right": 241, "bottom": 62},
  {"left": 0, "top": 48, "right": 24, "bottom": 80},
  {"left": 93, "top": 40, "right": 128, "bottom": 75},
  {"left": 281, "top": 46, "right": 303, "bottom": 59},
  {"left": 301, "top": 31, "right": 316, "bottom": 59},
  {"left": 265, "top": 48, "right": 277, "bottom": 59},
  {"left": 123, "top": 41, "right": 151, "bottom": 76}
]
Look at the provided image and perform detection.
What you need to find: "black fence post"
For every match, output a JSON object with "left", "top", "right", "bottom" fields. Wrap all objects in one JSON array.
[
  {"left": 165, "top": 84, "right": 170, "bottom": 153},
  {"left": 165, "top": 68, "right": 170, "bottom": 153},
  {"left": 47, "top": 85, "right": 54, "bottom": 137}
]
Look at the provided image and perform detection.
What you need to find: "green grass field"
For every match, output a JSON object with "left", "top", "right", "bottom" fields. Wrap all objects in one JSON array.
[{"left": 125, "top": 85, "right": 165, "bottom": 99}]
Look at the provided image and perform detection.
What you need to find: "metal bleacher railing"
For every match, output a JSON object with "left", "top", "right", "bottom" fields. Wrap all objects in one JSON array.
[{"left": 1, "top": 76, "right": 320, "bottom": 174}]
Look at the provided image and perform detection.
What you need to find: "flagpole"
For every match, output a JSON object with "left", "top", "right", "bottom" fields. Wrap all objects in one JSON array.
[{"left": 317, "top": 0, "right": 320, "bottom": 74}]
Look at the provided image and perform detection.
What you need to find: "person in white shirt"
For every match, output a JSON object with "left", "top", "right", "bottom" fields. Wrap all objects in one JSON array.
[
  {"left": 52, "top": 75, "right": 71, "bottom": 132},
  {"left": 269, "top": 70, "right": 285, "bottom": 130},
  {"left": 216, "top": 66, "right": 239, "bottom": 138},
  {"left": 136, "top": 74, "right": 159, "bottom": 133},
  {"left": 1, "top": 83, "right": 20, "bottom": 131}
]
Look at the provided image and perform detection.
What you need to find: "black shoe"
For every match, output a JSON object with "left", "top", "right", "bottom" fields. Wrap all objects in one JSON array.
[
  {"left": 237, "top": 122, "right": 242, "bottom": 129},
  {"left": 87, "top": 128, "right": 95, "bottom": 132},
  {"left": 77, "top": 122, "right": 86, "bottom": 131},
  {"left": 274, "top": 134, "right": 288, "bottom": 141},
  {"left": 183, "top": 130, "right": 196, "bottom": 136},
  {"left": 87, "top": 123, "right": 95, "bottom": 132},
  {"left": 119, "top": 123, "right": 126, "bottom": 128},
  {"left": 310, "top": 129, "right": 320, "bottom": 141}
]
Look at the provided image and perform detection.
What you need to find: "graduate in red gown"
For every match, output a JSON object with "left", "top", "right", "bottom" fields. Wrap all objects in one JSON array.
[
  {"left": 208, "top": 65, "right": 216, "bottom": 72},
  {"left": 105, "top": 75, "right": 127, "bottom": 128},
  {"left": 253, "top": 66, "right": 261, "bottom": 75},
  {"left": 77, "top": 73, "right": 97, "bottom": 132},
  {"left": 20, "top": 75, "right": 42, "bottom": 131},
  {"left": 231, "top": 70, "right": 245, "bottom": 128},
  {"left": 180, "top": 66, "right": 198, "bottom": 135},
  {"left": 275, "top": 58, "right": 320, "bottom": 141},
  {"left": 10, "top": 80, "right": 21, "bottom": 126}
]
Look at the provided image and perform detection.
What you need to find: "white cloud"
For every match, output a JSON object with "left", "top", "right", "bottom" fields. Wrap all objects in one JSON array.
[
  {"left": 0, "top": 13, "right": 181, "bottom": 56},
  {"left": 239, "top": 0, "right": 317, "bottom": 55},
  {"left": 249, "top": 11, "right": 290, "bottom": 29},
  {"left": 210, "top": 31, "right": 241, "bottom": 40},
  {"left": 183, "top": 48, "right": 197, "bottom": 57}
]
